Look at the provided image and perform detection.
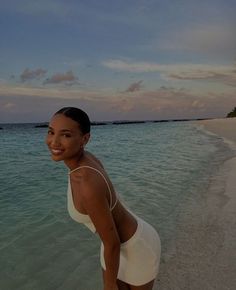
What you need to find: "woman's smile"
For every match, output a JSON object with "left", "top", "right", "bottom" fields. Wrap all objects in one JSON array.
[{"left": 50, "top": 148, "right": 65, "bottom": 155}]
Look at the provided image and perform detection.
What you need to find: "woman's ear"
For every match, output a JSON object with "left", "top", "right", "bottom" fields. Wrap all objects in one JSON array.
[{"left": 83, "top": 133, "right": 90, "bottom": 146}]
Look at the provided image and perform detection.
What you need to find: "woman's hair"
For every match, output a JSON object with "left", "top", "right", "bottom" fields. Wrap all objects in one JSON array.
[{"left": 54, "top": 107, "right": 90, "bottom": 134}]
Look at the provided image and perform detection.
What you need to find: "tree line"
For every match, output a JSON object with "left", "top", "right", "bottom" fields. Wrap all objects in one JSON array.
[{"left": 227, "top": 107, "right": 236, "bottom": 118}]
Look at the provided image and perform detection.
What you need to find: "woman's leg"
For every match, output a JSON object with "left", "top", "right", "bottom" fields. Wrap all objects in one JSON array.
[
  {"left": 129, "top": 279, "right": 155, "bottom": 290},
  {"left": 117, "top": 279, "right": 130, "bottom": 290},
  {"left": 102, "top": 269, "right": 130, "bottom": 290},
  {"left": 102, "top": 270, "right": 155, "bottom": 290}
]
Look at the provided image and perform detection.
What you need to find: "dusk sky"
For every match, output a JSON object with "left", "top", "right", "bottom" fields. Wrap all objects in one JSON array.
[{"left": 0, "top": 0, "right": 236, "bottom": 123}]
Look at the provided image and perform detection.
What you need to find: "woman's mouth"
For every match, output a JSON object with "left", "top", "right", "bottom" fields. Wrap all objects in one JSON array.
[{"left": 50, "top": 148, "right": 64, "bottom": 155}]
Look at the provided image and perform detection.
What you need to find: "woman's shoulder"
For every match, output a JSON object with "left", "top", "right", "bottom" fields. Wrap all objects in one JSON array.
[
  {"left": 70, "top": 162, "right": 104, "bottom": 184},
  {"left": 85, "top": 151, "right": 104, "bottom": 169},
  {"left": 70, "top": 165, "right": 109, "bottom": 202},
  {"left": 69, "top": 152, "right": 108, "bottom": 187}
]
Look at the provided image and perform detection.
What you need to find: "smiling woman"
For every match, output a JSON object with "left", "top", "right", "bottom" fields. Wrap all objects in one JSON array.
[
  {"left": 46, "top": 107, "right": 90, "bottom": 164},
  {"left": 45, "top": 107, "right": 161, "bottom": 290}
]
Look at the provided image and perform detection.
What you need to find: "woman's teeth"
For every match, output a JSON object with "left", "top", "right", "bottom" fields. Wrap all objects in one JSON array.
[{"left": 51, "top": 149, "right": 63, "bottom": 154}]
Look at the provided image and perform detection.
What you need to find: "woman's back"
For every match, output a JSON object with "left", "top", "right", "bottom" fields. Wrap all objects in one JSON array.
[{"left": 69, "top": 151, "right": 138, "bottom": 243}]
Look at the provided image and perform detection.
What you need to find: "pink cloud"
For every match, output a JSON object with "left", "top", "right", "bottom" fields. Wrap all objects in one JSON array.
[
  {"left": 124, "top": 80, "right": 143, "bottom": 92},
  {"left": 20, "top": 68, "right": 47, "bottom": 82},
  {"left": 44, "top": 70, "right": 78, "bottom": 85}
]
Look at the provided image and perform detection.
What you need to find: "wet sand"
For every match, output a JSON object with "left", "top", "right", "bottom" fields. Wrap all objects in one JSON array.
[{"left": 155, "top": 118, "right": 236, "bottom": 290}]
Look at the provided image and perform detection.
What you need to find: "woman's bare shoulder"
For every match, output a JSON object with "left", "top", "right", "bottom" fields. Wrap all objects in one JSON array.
[
  {"left": 85, "top": 151, "right": 104, "bottom": 169},
  {"left": 70, "top": 162, "right": 103, "bottom": 185}
]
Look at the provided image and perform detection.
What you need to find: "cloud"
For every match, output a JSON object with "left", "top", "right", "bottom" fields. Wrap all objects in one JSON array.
[
  {"left": 167, "top": 69, "right": 236, "bottom": 87},
  {"left": 124, "top": 80, "right": 143, "bottom": 92},
  {"left": 19, "top": 68, "right": 79, "bottom": 86},
  {"left": 103, "top": 59, "right": 236, "bottom": 87},
  {"left": 44, "top": 70, "right": 78, "bottom": 85},
  {"left": 103, "top": 59, "right": 162, "bottom": 72},
  {"left": 1, "top": 82, "right": 236, "bottom": 122},
  {"left": 103, "top": 59, "right": 230, "bottom": 74},
  {"left": 20, "top": 68, "right": 47, "bottom": 82},
  {"left": 104, "top": 86, "right": 236, "bottom": 120}
]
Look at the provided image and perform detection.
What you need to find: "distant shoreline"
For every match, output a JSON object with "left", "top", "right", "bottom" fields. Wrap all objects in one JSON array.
[
  {"left": 1, "top": 118, "right": 235, "bottom": 130},
  {"left": 0, "top": 117, "right": 216, "bottom": 128}
]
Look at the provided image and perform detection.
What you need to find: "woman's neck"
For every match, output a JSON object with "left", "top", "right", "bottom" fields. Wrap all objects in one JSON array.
[{"left": 64, "top": 150, "right": 85, "bottom": 171}]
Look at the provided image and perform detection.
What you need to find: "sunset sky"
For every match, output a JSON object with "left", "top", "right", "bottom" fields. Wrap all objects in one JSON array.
[{"left": 0, "top": 0, "right": 236, "bottom": 123}]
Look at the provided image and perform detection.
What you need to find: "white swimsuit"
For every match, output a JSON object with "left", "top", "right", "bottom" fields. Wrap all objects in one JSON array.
[{"left": 67, "top": 166, "right": 161, "bottom": 286}]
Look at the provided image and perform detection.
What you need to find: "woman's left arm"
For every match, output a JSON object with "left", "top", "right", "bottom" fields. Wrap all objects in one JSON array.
[{"left": 76, "top": 171, "right": 120, "bottom": 290}]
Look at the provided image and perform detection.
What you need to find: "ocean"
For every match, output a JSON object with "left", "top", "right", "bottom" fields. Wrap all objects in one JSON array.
[{"left": 0, "top": 121, "right": 234, "bottom": 290}]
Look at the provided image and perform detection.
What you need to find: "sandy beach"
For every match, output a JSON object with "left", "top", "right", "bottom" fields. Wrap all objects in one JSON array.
[
  {"left": 199, "top": 118, "right": 236, "bottom": 145},
  {"left": 156, "top": 118, "right": 236, "bottom": 290}
]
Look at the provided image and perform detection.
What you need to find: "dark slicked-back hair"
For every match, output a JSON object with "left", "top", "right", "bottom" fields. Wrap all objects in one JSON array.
[{"left": 54, "top": 107, "right": 90, "bottom": 134}]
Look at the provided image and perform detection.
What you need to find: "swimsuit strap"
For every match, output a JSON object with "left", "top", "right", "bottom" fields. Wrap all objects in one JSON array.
[{"left": 69, "top": 165, "right": 117, "bottom": 211}]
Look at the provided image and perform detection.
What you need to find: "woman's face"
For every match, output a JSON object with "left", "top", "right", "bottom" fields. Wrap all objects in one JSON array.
[{"left": 45, "top": 114, "right": 89, "bottom": 162}]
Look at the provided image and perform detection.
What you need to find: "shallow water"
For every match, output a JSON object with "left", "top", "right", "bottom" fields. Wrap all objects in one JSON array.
[{"left": 0, "top": 121, "right": 234, "bottom": 289}]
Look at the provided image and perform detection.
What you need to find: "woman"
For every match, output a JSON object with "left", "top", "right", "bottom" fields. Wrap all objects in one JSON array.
[{"left": 46, "top": 107, "right": 161, "bottom": 290}]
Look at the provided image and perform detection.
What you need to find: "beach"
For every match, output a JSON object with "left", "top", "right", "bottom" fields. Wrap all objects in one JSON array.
[
  {"left": 1, "top": 120, "right": 236, "bottom": 289},
  {"left": 156, "top": 118, "right": 236, "bottom": 290}
]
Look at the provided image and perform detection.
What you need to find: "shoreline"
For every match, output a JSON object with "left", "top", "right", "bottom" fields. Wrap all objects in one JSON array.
[
  {"left": 199, "top": 118, "right": 236, "bottom": 149},
  {"left": 0, "top": 117, "right": 210, "bottom": 128},
  {"left": 156, "top": 118, "right": 236, "bottom": 290}
]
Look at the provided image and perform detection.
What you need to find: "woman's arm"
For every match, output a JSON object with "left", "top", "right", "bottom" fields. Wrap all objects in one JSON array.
[{"left": 71, "top": 169, "right": 120, "bottom": 290}]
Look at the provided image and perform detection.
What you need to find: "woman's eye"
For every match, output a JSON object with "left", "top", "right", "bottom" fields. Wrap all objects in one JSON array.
[{"left": 63, "top": 134, "right": 71, "bottom": 138}]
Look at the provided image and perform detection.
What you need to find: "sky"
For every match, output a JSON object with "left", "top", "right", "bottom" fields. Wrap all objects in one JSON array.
[{"left": 0, "top": 0, "right": 236, "bottom": 122}]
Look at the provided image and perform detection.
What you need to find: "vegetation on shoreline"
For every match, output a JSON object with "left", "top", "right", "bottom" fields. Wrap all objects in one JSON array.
[{"left": 226, "top": 107, "right": 236, "bottom": 118}]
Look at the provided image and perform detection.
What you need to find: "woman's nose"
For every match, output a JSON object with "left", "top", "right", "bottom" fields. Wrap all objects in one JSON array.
[{"left": 51, "top": 135, "right": 61, "bottom": 146}]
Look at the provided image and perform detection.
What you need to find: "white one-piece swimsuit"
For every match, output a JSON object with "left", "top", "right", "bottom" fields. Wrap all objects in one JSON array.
[{"left": 67, "top": 166, "right": 161, "bottom": 286}]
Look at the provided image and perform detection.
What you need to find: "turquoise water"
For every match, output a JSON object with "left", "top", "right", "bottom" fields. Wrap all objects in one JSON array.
[{"left": 0, "top": 121, "right": 233, "bottom": 290}]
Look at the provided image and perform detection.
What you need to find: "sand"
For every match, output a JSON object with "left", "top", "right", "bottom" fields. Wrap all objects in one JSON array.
[
  {"left": 199, "top": 118, "right": 236, "bottom": 145},
  {"left": 155, "top": 118, "right": 236, "bottom": 290}
]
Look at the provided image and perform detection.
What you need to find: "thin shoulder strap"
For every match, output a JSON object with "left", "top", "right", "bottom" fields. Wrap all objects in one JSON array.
[{"left": 69, "top": 165, "right": 117, "bottom": 210}]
